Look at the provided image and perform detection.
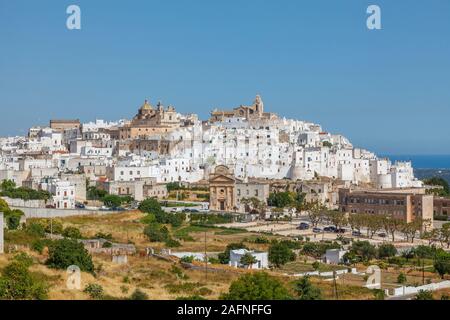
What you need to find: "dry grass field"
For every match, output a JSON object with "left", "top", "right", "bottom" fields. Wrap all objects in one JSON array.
[{"left": 2, "top": 212, "right": 447, "bottom": 300}]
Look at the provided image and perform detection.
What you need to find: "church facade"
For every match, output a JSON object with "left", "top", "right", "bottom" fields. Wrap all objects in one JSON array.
[{"left": 209, "top": 95, "right": 278, "bottom": 123}]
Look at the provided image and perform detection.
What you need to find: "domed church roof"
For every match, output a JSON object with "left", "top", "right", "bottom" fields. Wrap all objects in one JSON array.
[{"left": 140, "top": 99, "right": 153, "bottom": 111}]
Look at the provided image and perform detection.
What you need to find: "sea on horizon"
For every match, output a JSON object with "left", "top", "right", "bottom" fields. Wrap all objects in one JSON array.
[{"left": 382, "top": 155, "right": 450, "bottom": 170}]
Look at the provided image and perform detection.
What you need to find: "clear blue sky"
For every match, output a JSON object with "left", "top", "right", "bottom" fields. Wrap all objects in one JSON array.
[{"left": 1, "top": 0, "right": 449, "bottom": 155}]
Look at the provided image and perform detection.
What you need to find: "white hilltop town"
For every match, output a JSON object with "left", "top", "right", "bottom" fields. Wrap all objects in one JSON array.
[
  {"left": 0, "top": 95, "right": 435, "bottom": 216},
  {"left": 2, "top": 94, "right": 450, "bottom": 301}
]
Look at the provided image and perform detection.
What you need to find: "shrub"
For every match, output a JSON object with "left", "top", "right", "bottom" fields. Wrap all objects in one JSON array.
[
  {"left": 415, "top": 290, "right": 434, "bottom": 300},
  {"left": 84, "top": 283, "right": 104, "bottom": 299},
  {"left": 46, "top": 239, "right": 94, "bottom": 273},
  {"left": 143, "top": 224, "right": 170, "bottom": 242},
  {"left": 253, "top": 236, "right": 270, "bottom": 244},
  {"left": 176, "top": 295, "right": 206, "bottom": 300},
  {"left": 378, "top": 243, "right": 397, "bottom": 259},
  {"left": 102, "top": 241, "right": 113, "bottom": 248},
  {"left": 130, "top": 288, "right": 148, "bottom": 300},
  {"left": 62, "top": 226, "right": 83, "bottom": 239},
  {"left": 31, "top": 239, "right": 53, "bottom": 254},
  {"left": 94, "top": 232, "right": 113, "bottom": 240},
  {"left": 397, "top": 272, "right": 407, "bottom": 284},
  {"left": 138, "top": 198, "right": 162, "bottom": 214},
  {"left": 220, "top": 272, "right": 292, "bottom": 300},
  {"left": 301, "top": 242, "right": 341, "bottom": 259},
  {"left": 103, "top": 195, "right": 122, "bottom": 208},
  {"left": 26, "top": 222, "right": 46, "bottom": 237},
  {"left": 165, "top": 238, "right": 181, "bottom": 248},
  {"left": 180, "top": 256, "right": 195, "bottom": 263},
  {"left": 0, "top": 261, "right": 48, "bottom": 300},
  {"left": 294, "top": 276, "right": 322, "bottom": 300},
  {"left": 4, "top": 210, "right": 24, "bottom": 230},
  {"left": 13, "top": 252, "right": 34, "bottom": 268}
]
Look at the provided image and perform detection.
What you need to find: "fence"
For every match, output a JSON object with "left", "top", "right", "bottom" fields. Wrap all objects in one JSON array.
[{"left": 388, "top": 280, "right": 450, "bottom": 297}]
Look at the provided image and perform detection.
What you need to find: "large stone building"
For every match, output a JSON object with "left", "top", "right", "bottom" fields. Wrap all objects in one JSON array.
[
  {"left": 339, "top": 188, "right": 434, "bottom": 225},
  {"left": 100, "top": 177, "right": 167, "bottom": 201},
  {"left": 209, "top": 95, "right": 278, "bottom": 123},
  {"left": 434, "top": 197, "right": 450, "bottom": 217},
  {"left": 120, "top": 100, "right": 181, "bottom": 139},
  {"left": 50, "top": 119, "right": 81, "bottom": 132},
  {"left": 209, "top": 165, "right": 239, "bottom": 212},
  {"left": 209, "top": 165, "right": 269, "bottom": 212}
]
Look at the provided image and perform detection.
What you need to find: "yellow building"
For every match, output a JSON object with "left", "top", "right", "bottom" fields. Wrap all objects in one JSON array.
[{"left": 120, "top": 100, "right": 181, "bottom": 139}]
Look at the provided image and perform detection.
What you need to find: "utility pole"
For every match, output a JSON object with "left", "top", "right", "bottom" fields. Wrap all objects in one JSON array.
[
  {"left": 204, "top": 230, "right": 208, "bottom": 282},
  {"left": 422, "top": 259, "right": 425, "bottom": 285},
  {"left": 333, "top": 270, "right": 339, "bottom": 300}
]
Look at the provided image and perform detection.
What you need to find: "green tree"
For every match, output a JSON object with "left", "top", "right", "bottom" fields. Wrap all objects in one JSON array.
[
  {"left": 0, "top": 179, "right": 16, "bottom": 192},
  {"left": 5, "top": 209, "right": 24, "bottom": 230},
  {"left": 139, "top": 198, "right": 162, "bottom": 214},
  {"left": 26, "top": 221, "right": 46, "bottom": 237},
  {"left": 268, "top": 242, "right": 296, "bottom": 268},
  {"left": 0, "top": 198, "right": 11, "bottom": 212},
  {"left": 143, "top": 224, "right": 170, "bottom": 242},
  {"left": 307, "top": 203, "right": 325, "bottom": 227},
  {"left": 397, "top": 272, "right": 407, "bottom": 284},
  {"left": 294, "top": 276, "right": 322, "bottom": 300},
  {"left": 348, "top": 241, "right": 377, "bottom": 262},
  {"left": 103, "top": 195, "right": 122, "bottom": 208},
  {"left": 324, "top": 210, "right": 347, "bottom": 231},
  {"left": 423, "top": 177, "right": 449, "bottom": 196},
  {"left": 240, "top": 253, "right": 257, "bottom": 269},
  {"left": 46, "top": 239, "right": 94, "bottom": 273},
  {"left": 268, "top": 192, "right": 295, "bottom": 208},
  {"left": 434, "top": 251, "right": 450, "bottom": 279},
  {"left": 311, "top": 261, "right": 320, "bottom": 271},
  {"left": 378, "top": 243, "right": 397, "bottom": 259},
  {"left": 0, "top": 261, "right": 48, "bottom": 300},
  {"left": 220, "top": 273, "right": 292, "bottom": 300}
]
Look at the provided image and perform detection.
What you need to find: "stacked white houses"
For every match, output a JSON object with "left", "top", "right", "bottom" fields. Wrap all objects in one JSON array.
[{"left": 0, "top": 95, "right": 423, "bottom": 211}]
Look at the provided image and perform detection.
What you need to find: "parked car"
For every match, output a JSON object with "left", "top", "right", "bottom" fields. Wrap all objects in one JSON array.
[
  {"left": 297, "top": 223, "right": 310, "bottom": 230},
  {"left": 378, "top": 232, "right": 387, "bottom": 238},
  {"left": 312, "top": 227, "right": 322, "bottom": 233},
  {"left": 335, "top": 228, "right": 346, "bottom": 234},
  {"left": 352, "top": 231, "right": 362, "bottom": 237},
  {"left": 45, "top": 204, "right": 55, "bottom": 209},
  {"left": 324, "top": 226, "right": 336, "bottom": 232},
  {"left": 75, "top": 203, "right": 85, "bottom": 209}
]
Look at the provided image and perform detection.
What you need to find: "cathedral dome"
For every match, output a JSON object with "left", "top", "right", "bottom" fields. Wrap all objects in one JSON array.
[{"left": 140, "top": 99, "right": 153, "bottom": 111}]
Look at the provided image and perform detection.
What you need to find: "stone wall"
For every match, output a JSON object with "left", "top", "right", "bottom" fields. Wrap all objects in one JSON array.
[
  {"left": 389, "top": 280, "right": 450, "bottom": 297},
  {"left": 8, "top": 206, "right": 123, "bottom": 219},
  {"left": 2, "top": 197, "right": 46, "bottom": 208}
]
